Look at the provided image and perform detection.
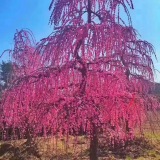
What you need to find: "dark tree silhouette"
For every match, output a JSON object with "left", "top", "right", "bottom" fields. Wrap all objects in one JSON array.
[{"left": 0, "top": 61, "right": 13, "bottom": 89}]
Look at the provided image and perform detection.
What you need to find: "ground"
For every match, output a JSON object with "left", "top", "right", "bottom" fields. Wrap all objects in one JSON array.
[{"left": 0, "top": 111, "right": 160, "bottom": 160}]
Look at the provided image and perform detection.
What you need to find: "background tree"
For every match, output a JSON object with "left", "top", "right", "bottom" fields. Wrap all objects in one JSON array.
[
  {"left": 0, "top": 61, "right": 13, "bottom": 90},
  {"left": 0, "top": 0, "right": 159, "bottom": 160}
]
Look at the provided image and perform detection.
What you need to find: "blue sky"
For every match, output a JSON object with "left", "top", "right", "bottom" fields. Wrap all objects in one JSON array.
[{"left": 0, "top": 0, "right": 160, "bottom": 81}]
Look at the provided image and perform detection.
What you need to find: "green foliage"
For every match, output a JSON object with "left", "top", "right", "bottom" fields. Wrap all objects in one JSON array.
[
  {"left": 0, "top": 61, "right": 13, "bottom": 89},
  {"left": 155, "top": 83, "right": 160, "bottom": 94}
]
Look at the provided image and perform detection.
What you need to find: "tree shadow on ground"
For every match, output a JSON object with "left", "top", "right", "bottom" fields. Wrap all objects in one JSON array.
[
  {"left": 99, "top": 137, "right": 157, "bottom": 159},
  {"left": 0, "top": 140, "right": 41, "bottom": 160}
]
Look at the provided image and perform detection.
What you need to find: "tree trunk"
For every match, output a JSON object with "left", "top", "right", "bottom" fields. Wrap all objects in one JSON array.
[
  {"left": 26, "top": 128, "right": 32, "bottom": 145},
  {"left": 90, "top": 124, "right": 98, "bottom": 160}
]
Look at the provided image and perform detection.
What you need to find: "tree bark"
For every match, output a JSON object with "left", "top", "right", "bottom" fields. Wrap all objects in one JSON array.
[
  {"left": 88, "top": 0, "right": 92, "bottom": 23},
  {"left": 90, "top": 124, "right": 98, "bottom": 160},
  {"left": 25, "top": 127, "right": 32, "bottom": 145}
]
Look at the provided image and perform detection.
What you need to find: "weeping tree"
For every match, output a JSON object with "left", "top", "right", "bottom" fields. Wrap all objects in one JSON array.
[{"left": 0, "top": 0, "right": 159, "bottom": 159}]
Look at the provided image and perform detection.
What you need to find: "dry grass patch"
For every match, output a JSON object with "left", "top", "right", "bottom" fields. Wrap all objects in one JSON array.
[{"left": 0, "top": 111, "right": 160, "bottom": 159}]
